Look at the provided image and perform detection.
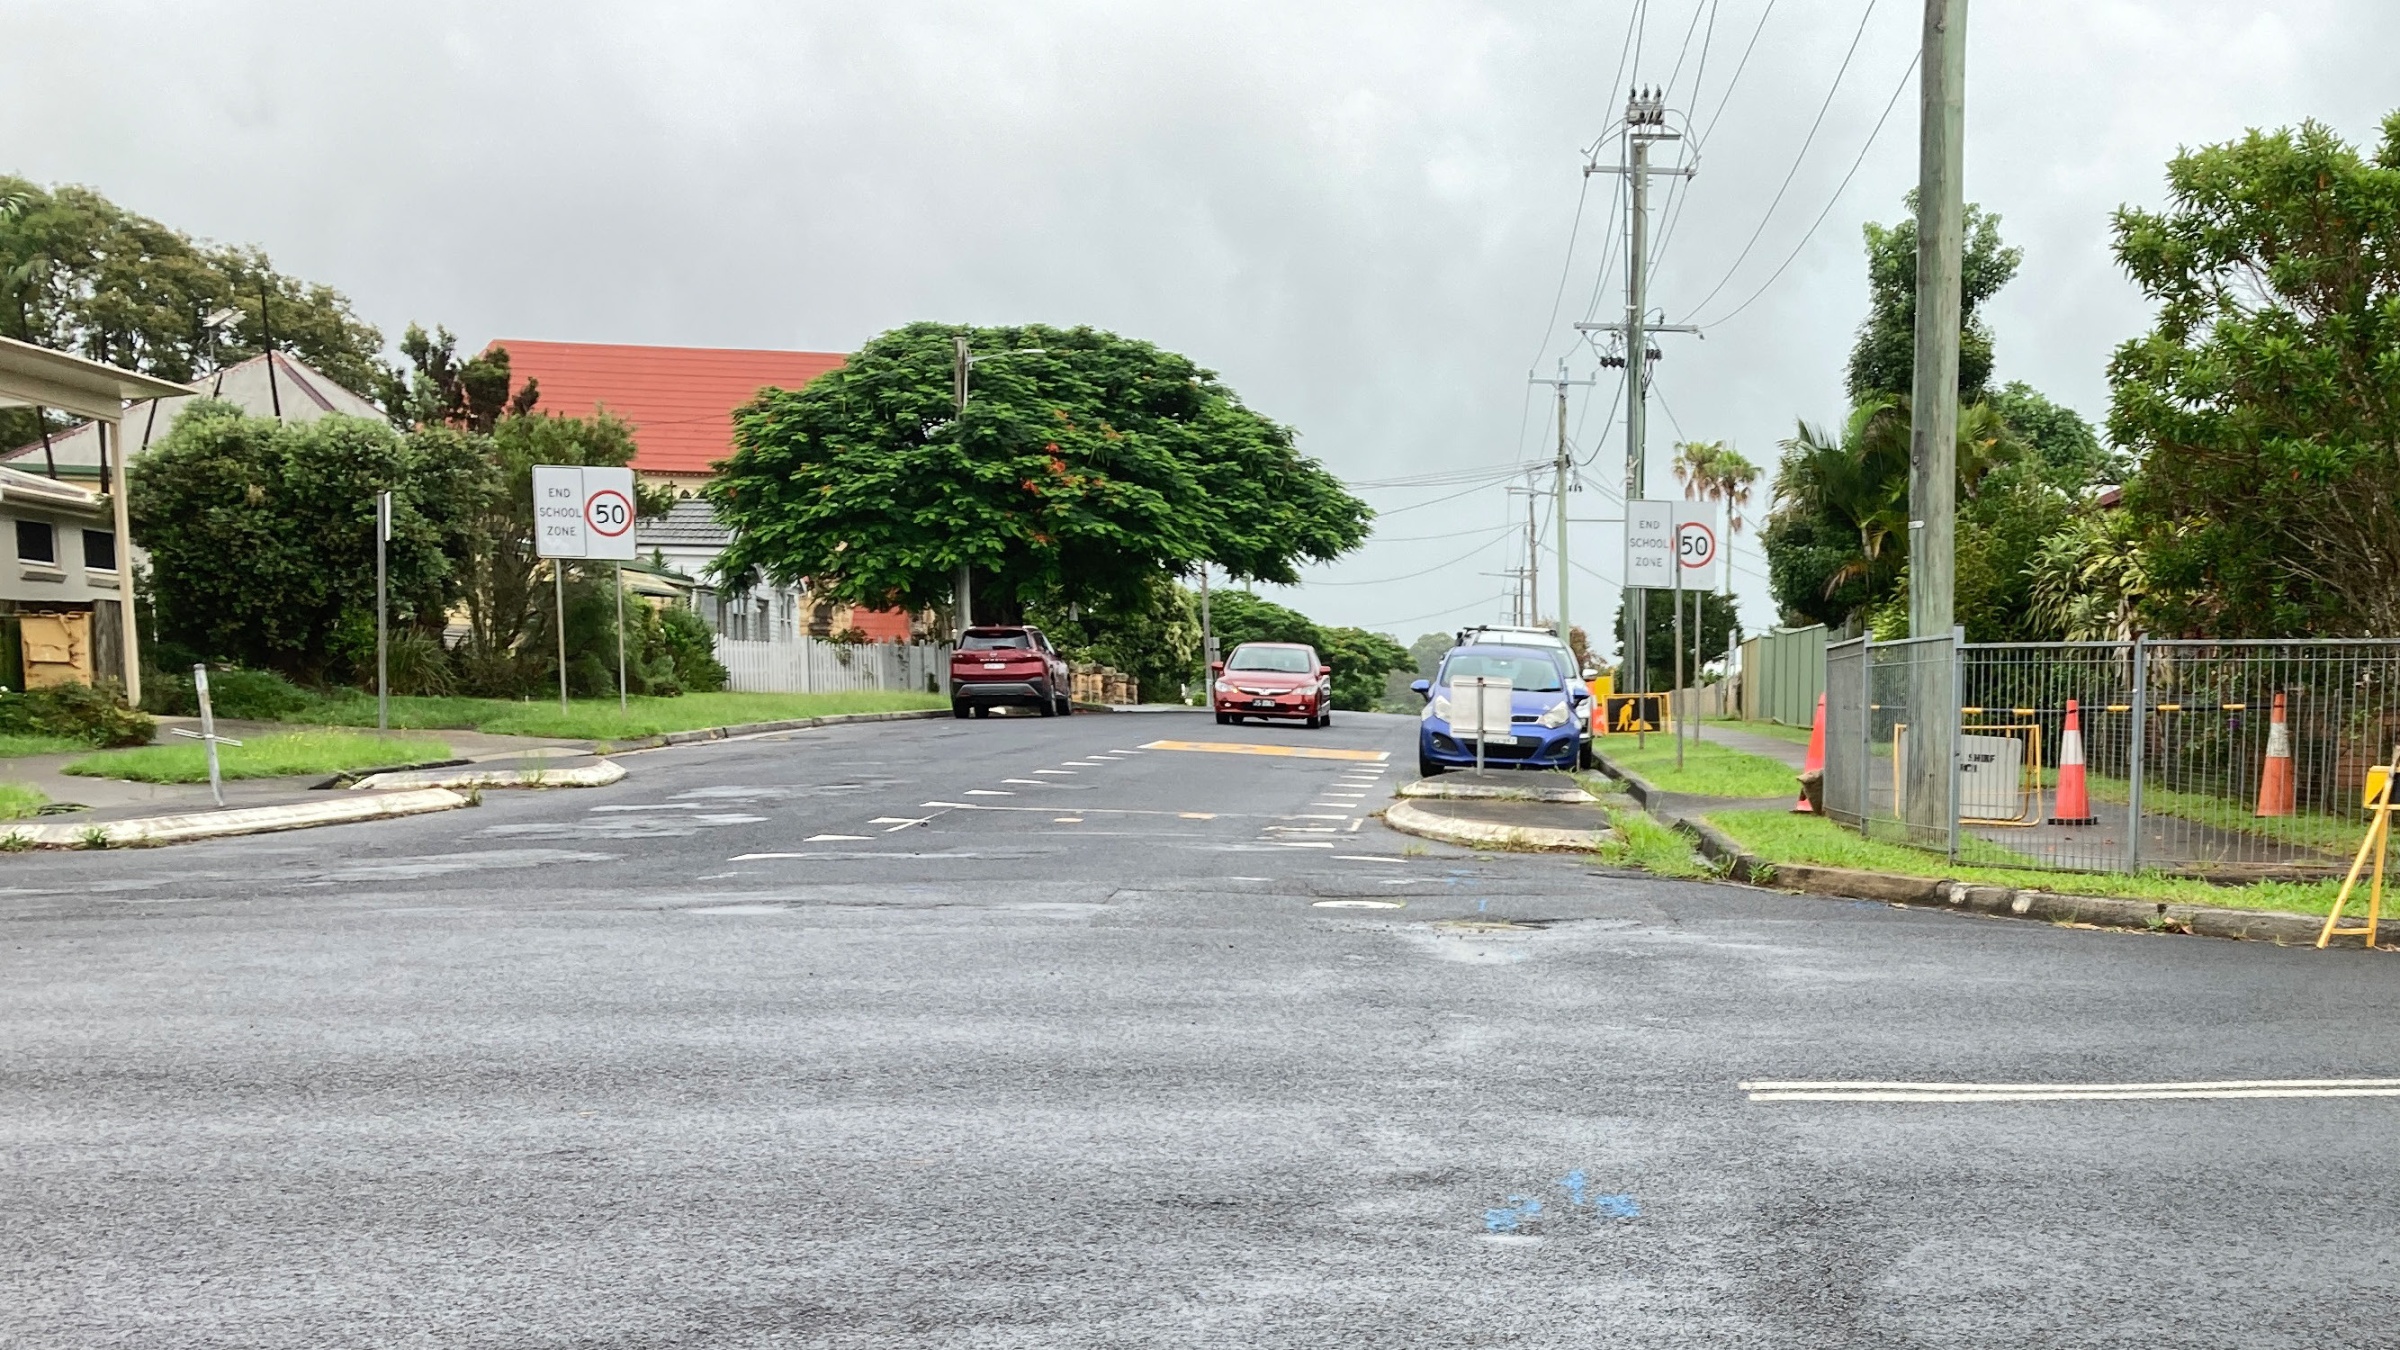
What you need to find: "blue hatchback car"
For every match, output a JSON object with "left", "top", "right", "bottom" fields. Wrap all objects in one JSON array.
[{"left": 1410, "top": 643, "right": 1594, "bottom": 778}]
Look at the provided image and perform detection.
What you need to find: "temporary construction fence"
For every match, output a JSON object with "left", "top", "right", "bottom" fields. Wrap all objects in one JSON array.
[
  {"left": 1823, "top": 635, "right": 2400, "bottom": 876},
  {"left": 714, "top": 636, "right": 952, "bottom": 695}
]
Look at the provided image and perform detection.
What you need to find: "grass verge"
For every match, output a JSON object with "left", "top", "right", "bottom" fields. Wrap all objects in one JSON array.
[
  {"left": 292, "top": 691, "right": 946, "bottom": 740},
  {"left": 0, "top": 734, "right": 102, "bottom": 758},
  {"left": 62, "top": 732, "right": 453, "bottom": 785},
  {"left": 1707, "top": 808, "right": 2346, "bottom": 916},
  {"left": 1597, "top": 738, "right": 1801, "bottom": 799},
  {"left": 0, "top": 782, "right": 47, "bottom": 818}
]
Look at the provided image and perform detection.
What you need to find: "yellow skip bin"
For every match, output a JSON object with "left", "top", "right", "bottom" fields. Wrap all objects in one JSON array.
[{"left": 1140, "top": 739, "right": 1390, "bottom": 763}]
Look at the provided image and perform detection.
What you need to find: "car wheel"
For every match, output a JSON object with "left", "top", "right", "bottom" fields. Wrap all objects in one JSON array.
[
  {"left": 1418, "top": 752, "right": 1442, "bottom": 778},
  {"left": 972, "top": 705, "right": 990, "bottom": 719},
  {"left": 1215, "top": 712, "right": 1231, "bottom": 725},
  {"left": 1058, "top": 691, "right": 1075, "bottom": 716},
  {"left": 952, "top": 701, "right": 970, "bottom": 720},
  {"left": 1037, "top": 683, "right": 1057, "bottom": 717},
  {"left": 1318, "top": 711, "right": 1333, "bottom": 728}
]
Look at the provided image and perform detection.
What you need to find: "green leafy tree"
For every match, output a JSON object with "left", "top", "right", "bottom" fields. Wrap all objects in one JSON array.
[
  {"left": 1203, "top": 590, "right": 1411, "bottom": 711},
  {"left": 1846, "top": 194, "right": 2023, "bottom": 403},
  {"left": 376, "top": 324, "right": 538, "bottom": 432},
  {"left": 128, "top": 403, "right": 474, "bottom": 683},
  {"left": 0, "top": 177, "right": 383, "bottom": 448},
  {"left": 2108, "top": 112, "right": 2400, "bottom": 635},
  {"left": 1985, "top": 381, "right": 2119, "bottom": 490},
  {"left": 707, "top": 323, "right": 1372, "bottom": 619},
  {"left": 1614, "top": 588, "right": 1741, "bottom": 690},
  {"left": 1028, "top": 571, "right": 1201, "bottom": 703}
]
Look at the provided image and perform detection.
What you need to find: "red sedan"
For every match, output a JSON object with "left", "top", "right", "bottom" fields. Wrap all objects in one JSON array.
[{"left": 1212, "top": 642, "right": 1335, "bottom": 727}]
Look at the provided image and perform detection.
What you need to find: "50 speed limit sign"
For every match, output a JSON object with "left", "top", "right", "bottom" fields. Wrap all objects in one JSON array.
[{"left": 532, "top": 465, "right": 639, "bottom": 561}]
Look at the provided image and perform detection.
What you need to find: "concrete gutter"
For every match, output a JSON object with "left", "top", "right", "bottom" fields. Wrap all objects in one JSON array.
[
  {"left": 3, "top": 788, "right": 467, "bottom": 849},
  {"left": 348, "top": 761, "right": 626, "bottom": 792},
  {"left": 1382, "top": 798, "right": 1614, "bottom": 853},
  {"left": 1591, "top": 747, "right": 2398, "bottom": 948}
]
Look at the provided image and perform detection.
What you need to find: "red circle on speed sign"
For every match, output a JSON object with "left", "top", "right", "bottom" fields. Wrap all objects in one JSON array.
[
  {"left": 1677, "top": 520, "right": 1717, "bottom": 571},
  {"left": 586, "top": 489, "right": 633, "bottom": 537}
]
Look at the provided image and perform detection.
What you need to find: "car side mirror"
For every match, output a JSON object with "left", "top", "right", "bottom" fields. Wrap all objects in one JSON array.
[
  {"left": 1210, "top": 661, "right": 1224, "bottom": 674},
  {"left": 1318, "top": 665, "right": 1332, "bottom": 676},
  {"left": 1582, "top": 668, "right": 1599, "bottom": 681},
  {"left": 1410, "top": 679, "right": 1431, "bottom": 699}
]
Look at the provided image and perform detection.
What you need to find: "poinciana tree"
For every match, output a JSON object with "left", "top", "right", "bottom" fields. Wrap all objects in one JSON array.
[{"left": 706, "top": 323, "right": 1372, "bottom": 620}]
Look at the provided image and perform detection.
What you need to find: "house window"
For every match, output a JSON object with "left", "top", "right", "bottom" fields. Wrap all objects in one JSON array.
[
  {"left": 82, "top": 529, "right": 115, "bottom": 571},
  {"left": 16, "top": 520, "right": 54, "bottom": 565}
]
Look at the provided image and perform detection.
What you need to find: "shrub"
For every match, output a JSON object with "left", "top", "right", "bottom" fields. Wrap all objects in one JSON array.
[
  {"left": 654, "top": 605, "right": 726, "bottom": 693},
  {"left": 141, "top": 667, "right": 317, "bottom": 720},
  {"left": 0, "top": 683, "right": 155, "bottom": 748}
]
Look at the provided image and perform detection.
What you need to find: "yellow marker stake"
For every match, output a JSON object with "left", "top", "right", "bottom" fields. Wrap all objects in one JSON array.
[{"left": 2318, "top": 745, "right": 2399, "bottom": 950}]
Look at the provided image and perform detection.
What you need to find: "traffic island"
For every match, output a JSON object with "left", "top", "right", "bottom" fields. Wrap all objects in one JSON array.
[
  {"left": 1383, "top": 792, "right": 1617, "bottom": 852},
  {"left": 0, "top": 788, "right": 469, "bottom": 849},
  {"left": 1396, "top": 770, "right": 1596, "bottom": 805}
]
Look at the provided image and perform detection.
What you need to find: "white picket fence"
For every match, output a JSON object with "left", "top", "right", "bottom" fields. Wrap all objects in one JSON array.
[{"left": 714, "top": 637, "right": 953, "bottom": 695}]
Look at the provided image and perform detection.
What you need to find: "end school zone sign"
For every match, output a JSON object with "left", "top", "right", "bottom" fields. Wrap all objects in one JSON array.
[{"left": 532, "top": 465, "right": 639, "bottom": 561}]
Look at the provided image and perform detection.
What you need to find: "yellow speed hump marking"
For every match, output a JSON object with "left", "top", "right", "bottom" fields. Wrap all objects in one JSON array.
[{"left": 1139, "top": 739, "right": 1391, "bottom": 763}]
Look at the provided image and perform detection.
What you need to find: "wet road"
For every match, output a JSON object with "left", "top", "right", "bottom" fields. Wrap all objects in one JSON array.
[{"left": 5, "top": 709, "right": 2399, "bottom": 1347}]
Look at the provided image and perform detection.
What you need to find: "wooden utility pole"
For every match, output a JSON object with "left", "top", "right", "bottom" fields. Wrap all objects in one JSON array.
[
  {"left": 1909, "top": 0, "right": 1966, "bottom": 640},
  {"left": 1906, "top": 0, "right": 1967, "bottom": 839}
]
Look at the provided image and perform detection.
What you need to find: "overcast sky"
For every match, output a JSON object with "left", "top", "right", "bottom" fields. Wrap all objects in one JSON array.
[{"left": 11, "top": 0, "right": 2396, "bottom": 649}]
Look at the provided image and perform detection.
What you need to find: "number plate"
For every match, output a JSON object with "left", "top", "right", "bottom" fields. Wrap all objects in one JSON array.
[
  {"left": 982, "top": 662, "right": 1006, "bottom": 669},
  {"left": 1250, "top": 699, "right": 1277, "bottom": 708}
]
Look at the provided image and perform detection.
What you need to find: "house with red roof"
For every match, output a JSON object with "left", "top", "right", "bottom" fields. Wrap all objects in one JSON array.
[{"left": 492, "top": 339, "right": 919, "bottom": 642}]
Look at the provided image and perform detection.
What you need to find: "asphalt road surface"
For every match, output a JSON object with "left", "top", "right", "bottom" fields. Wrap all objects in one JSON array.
[{"left": 6, "top": 709, "right": 2399, "bottom": 1347}]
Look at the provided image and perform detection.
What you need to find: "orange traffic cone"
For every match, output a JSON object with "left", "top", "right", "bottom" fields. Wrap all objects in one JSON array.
[
  {"left": 2048, "top": 698, "right": 2098, "bottom": 825},
  {"left": 2255, "top": 691, "right": 2296, "bottom": 817},
  {"left": 1793, "top": 692, "right": 1827, "bottom": 813}
]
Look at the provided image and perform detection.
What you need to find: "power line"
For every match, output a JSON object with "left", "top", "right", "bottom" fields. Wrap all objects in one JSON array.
[
  {"left": 1362, "top": 521, "right": 1517, "bottom": 546},
  {"left": 1694, "top": 0, "right": 1778, "bottom": 150},
  {"left": 1292, "top": 533, "right": 1507, "bottom": 587},
  {"left": 1374, "top": 478, "right": 1529, "bottom": 517},
  {"left": 1675, "top": 0, "right": 1880, "bottom": 320},
  {"left": 1690, "top": 45, "right": 1920, "bottom": 329},
  {"left": 1361, "top": 589, "right": 1513, "bottom": 632}
]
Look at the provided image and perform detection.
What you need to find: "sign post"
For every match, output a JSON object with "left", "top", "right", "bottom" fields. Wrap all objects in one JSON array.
[
  {"left": 532, "top": 466, "right": 639, "bottom": 715},
  {"left": 1625, "top": 501, "right": 1675, "bottom": 750},
  {"left": 1671, "top": 504, "right": 1720, "bottom": 769},
  {"left": 375, "top": 490, "right": 390, "bottom": 732}
]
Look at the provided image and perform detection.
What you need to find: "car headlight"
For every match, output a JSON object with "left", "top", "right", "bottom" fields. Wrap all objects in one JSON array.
[
  {"left": 1215, "top": 680, "right": 1236, "bottom": 694},
  {"left": 1536, "top": 699, "right": 1572, "bottom": 728},
  {"left": 1425, "top": 694, "right": 1451, "bottom": 722}
]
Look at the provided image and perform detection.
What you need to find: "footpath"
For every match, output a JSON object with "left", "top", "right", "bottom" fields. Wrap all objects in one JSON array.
[{"left": 0, "top": 707, "right": 950, "bottom": 849}]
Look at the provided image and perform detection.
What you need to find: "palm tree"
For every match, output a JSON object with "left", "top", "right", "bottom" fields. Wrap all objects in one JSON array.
[{"left": 1672, "top": 440, "right": 1762, "bottom": 597}]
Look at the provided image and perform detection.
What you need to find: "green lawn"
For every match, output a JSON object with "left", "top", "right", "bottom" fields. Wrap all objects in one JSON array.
[
  {"left": 0, "top": 734, "right": 103, "bottom": 758},
  {"left": 1707, "top": 807, "right": 2347, "bottom": 916},
  {"left": 62, "top": 731, "right": 453, "bottom": 785},
  {"left": 1598, "top": 738, "right": 1801, "bottom": 799},
  {"left": 292, "top": 690, "right": 948, "bottom": 741},
  {"left": 0, "top": 782, "right": 46, "bottom": 818}
]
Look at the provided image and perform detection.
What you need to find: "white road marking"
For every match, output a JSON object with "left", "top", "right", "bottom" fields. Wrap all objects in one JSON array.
[
  {"left": 1062, "top": 761, "right": 1106, "bottom": 767},
  {"left": 1033, "top": 769, "right": 1075, "bottom": 775},
  {"left": 1054, "top": 817, "right": 1084, "bottom": 823},
  {"left": 965, "top": 789, "right": 1014, "bottom": 796},
  {"left": 870, "top": 817, "right": 931, "bottom": 832},
  {"left": 733, "top": 852, "right": 817, "bottom": 860},
  {"left": 1002, "top": 779, "right": 1052, "bottom": 786},
  {"left": 1264, "top": 826, "right": 1337, "bottom": 834},
  {"left": 1284, "top": 814, "right": 1348, "bottom": 820},
  {"left": 589, "top": 803, "right": 705, "bottom": 812},
  {"left": 1336, "top": 855, "right": 1410, "bottom": 863},
  {"left": 804, "top": 834, "right": 872, "bottom": 842},
  {"left": 1347, "top": 819, "right": 1365, "bottom": 832},
  {"left": 1179, "top": 812, "right": 1217, "bottom": 820},
  {"left": 1742, "top": 1077, "right": 2400, "bottom": 1103},
  {"left": 1314, "top": 899, "right": 1403, "bottom": 908},
  {"left": 1274, "top": 841, "right": 1338, "bottom": 848},
  {"left": 692, "top": 814, "right": 768, "bottom": 824}
]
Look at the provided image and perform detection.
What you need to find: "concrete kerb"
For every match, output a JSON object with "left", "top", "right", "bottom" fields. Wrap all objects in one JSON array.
[
  {"left": 1588, "top": 745, "right": 2400, "bottom": 948},
  {"left": 348, "top": 761, "right": 627, "bottom": 792},
  {"left": 1381, "top": 798, "right": 1613, "bottom": 853},
  {"left": 0, "top": 788, "right": 468, "bottom": 850},
  {"left": 618, "top": 708, "right": 952, "bottom": 750}
]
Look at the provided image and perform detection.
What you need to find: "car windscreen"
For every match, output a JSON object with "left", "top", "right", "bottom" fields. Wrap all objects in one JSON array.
[
  {"left": 1441, "top": 651, "right": 1565, "bottom": 692},
  {"left": 1227, "top": 647, "right": 1314, "bottom": 673},
  {"left": 961, "top": 633, "right": 1032, "bottom": 650}
]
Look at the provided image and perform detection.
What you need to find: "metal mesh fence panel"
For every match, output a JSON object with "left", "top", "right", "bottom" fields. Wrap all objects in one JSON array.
[
  {"left": 1824, "top": 637, "right": 1867, "bottom": 828},
  {"left": 1864, "top": 634, "right": 1956, "bottom": 853},
  {"left": 1934, "top": 639, "right": 2400, "bottom": 876}
]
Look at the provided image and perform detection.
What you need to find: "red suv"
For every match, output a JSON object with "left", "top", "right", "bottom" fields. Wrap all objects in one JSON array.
[
  {"left": 951, "top": 626, "right": 1074, "bottom": 718},
  {"left": 1213, "top": 642, "right": 1335, "bottom": 727}
]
